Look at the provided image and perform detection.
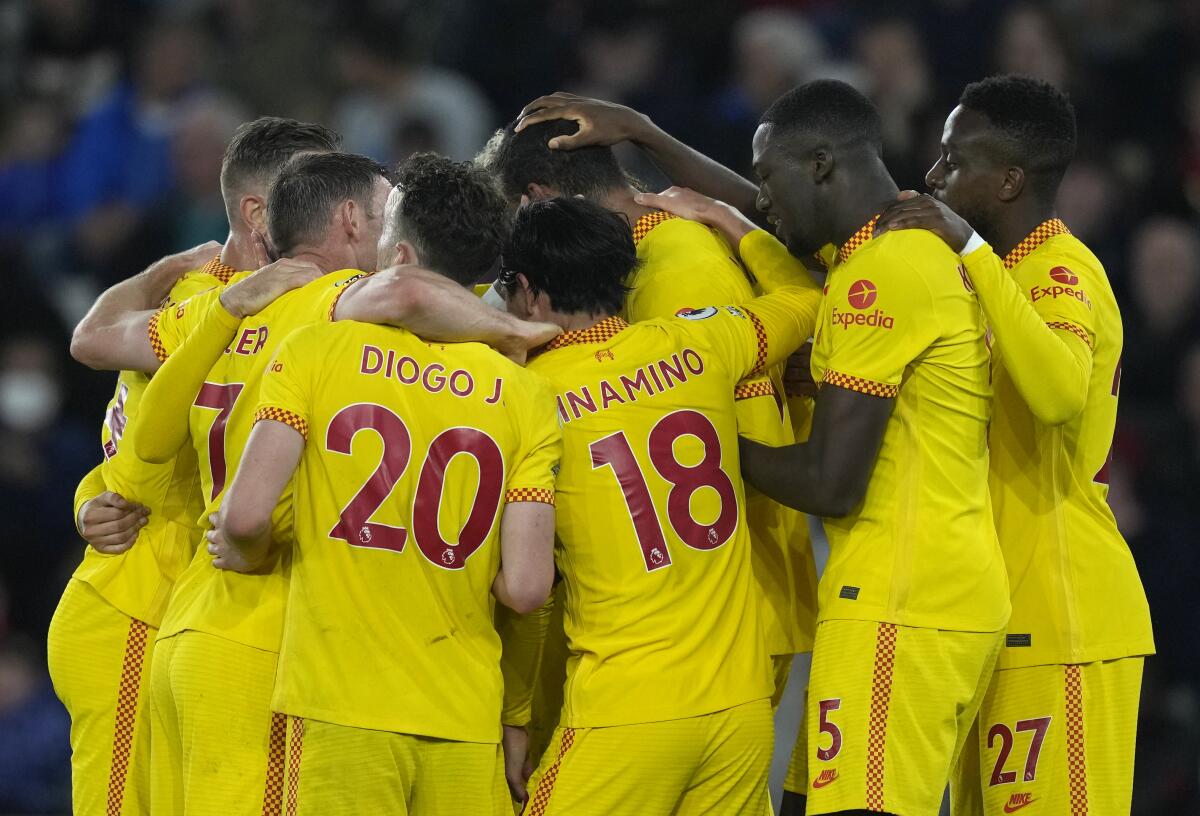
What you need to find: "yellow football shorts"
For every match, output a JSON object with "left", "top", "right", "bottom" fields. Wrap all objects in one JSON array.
[
  {"left": 281, "top": 716, "right": 508, "bottom": 815},
  {"left": 951, "top": 657, "right": 1144, "bottom": 816},
  {"left": 523, "top": 698, "right": 772, "bottom": 816},
  {"left": 47, "top": 578, "right": 155, "bottom": 816},
  {"left": 804, "top": 619, "right": 1002, "bottom": 816},
  {"left": 149, "top": 630, "right": 283, "bottom": 816}
]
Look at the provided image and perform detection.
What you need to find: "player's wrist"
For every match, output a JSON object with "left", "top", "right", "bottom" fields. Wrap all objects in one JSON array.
[{"left": 959, "top": 230, "right": 987, "bottom": 257}]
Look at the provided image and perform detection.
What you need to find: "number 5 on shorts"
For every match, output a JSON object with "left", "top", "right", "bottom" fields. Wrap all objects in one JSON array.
[{"left": 816, "top": 699, "right": 842, "bottom": 761}]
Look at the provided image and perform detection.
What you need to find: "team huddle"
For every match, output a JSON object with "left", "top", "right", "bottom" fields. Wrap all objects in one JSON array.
[{"left": 50, "top": 74, "right": 1152, "bottom": 816}]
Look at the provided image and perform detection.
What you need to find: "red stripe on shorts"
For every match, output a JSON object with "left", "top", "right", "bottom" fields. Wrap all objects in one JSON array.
[
  {"left": 865, "top": 623, "right": 898, "bottom": 811},
  {"left": 285, "top": 717, "right": 305, "bottom": 816},
  {"left": 1065, "top": 665, "right": 1088, "bottom": 814},
  {"left": 106, "top": 618, "right": 149, "bottom": 815},
  {"left": 262, "top": 712, "right": 287, "bottom": 816},
  {"left": 524, "top": 728, "right": 576, "bottom": 816}
]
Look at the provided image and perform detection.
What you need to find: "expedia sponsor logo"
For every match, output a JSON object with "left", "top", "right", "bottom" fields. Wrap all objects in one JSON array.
[
  {"left": 830, "top": 306, "right": 894, "bottom": 330},
  {"left": 1049, "top": 266, "right": 1078, "bottom": 285},
  {"left": 847, "top": 279, "right": 878, "bottom": 309},
  {"left": 1031, "top": 268, "right": 1091, "bottom": 308}
]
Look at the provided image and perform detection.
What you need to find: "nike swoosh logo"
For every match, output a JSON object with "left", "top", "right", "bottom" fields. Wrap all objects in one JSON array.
[
  {"left": 1004, "top": 799, "right": 1036, "bottom": 813},
  {"left": 812, "top": 773, "right": 838, "bottom": 789}
]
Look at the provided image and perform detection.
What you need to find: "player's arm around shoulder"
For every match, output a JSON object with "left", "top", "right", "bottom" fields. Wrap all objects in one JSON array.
[
  {"left": 71, "top": 240, "right": 223, "bottom": 372},
  {"left": 332, "top": 265, "right": 559, "bottom": 363},
  {"left": 878, "top": 192, "right": 1091, "bottom": 424}
]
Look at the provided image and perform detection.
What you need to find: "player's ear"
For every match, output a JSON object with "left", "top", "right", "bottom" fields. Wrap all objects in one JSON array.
[
  {"left": 812, "top": 148, "right": 834, "bottom": 184},
  {"left": 394, "top": 240, "right": 417, "bottom": 267},
  {"left": 526, "top": 182, "right": 556, "bottom": 202},
  {"left": 339, "top": 198, "right": 359, "bottom": 237},
  {"left": 998, "top": 166, "right": 1024, "bottom": 202},
  {"left": 240, "top": 194, "right": 267, "bottom": 232}
]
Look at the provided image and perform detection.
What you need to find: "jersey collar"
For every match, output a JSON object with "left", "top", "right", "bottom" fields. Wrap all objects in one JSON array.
[
  {"left": 201, "top": 255, "right": 238, "bottom": 285},
  {"left": 836, "top": 215, "right": 881, "bottom": 265},
  {"left": 631, "top": 210, "right": 677, "bottom": 245},
  {"left": 1001, "top": 219, "right": 1071, "bottom": 269},
  {"left": 544, "top": 316, "right": 629, "bottom": 351}
]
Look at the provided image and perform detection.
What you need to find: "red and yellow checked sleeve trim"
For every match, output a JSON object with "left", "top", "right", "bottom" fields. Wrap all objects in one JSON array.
[
  {"left": 147, "top": 309, "right": 169, "bottom": 362},
  {"left": 734, "top": 380, "right": 776, "bottom": 401},
  {"left": 505, "top": 487, "right": 555, "bottom": 506},
  {"left": 200, "top": 256, "right": 237, "bottom": 285},
  {"left": 254, "top": 406, "right": 309, "bottom": 439},
  {"left": 822, "top": 369, "right": 899, "bottom": 398},
  {"left": 1047, "top": 320, "right": 1093, "bottom": 350},
  {"left": 1002, "top": 218, "right": 1070, "bottom": 269},
  {"left": 631, "top": 210, "right": 677, "bottom": 245},
  {"left": 745, "top": 308, "right": 768, "bottom": 376}
]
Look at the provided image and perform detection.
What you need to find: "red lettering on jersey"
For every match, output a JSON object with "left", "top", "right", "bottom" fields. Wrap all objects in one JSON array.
[
  {"left": 485, "top": 378, "right": 503, "bottom": 405},
  {"left": 681, "top": 348, "right": 704, "bottom": 375},
  {"left": 829, "top": 306, "right": 895, "bottom": 330},
  {"left": 1029, "top": 283, "right": 1091, "bottom": 308},
  {"left": 449, "top": 369, "right": 473, "bottom": 397},
  {"left": 422, "top": 363, "right": 446, "bottom": 393},
  {"left": 361, "top": 345, "right": 383, "bottom": 374}
]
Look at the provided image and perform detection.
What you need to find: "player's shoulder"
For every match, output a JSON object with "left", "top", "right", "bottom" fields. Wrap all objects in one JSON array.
[
  {"left": 637, "top": 215, "right": 739, "bottom": 265},
  {"left": 860, "top": 228, "right": 960, "bottom": 271},
  {"left": 1022, "top": 232, "right": 1106, "bottom": 283}
]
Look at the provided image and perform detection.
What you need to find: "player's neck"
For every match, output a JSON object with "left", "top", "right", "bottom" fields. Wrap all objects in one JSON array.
[
  {"left": 554, "top": 310, "right": 614, "bottom": 333},
  {"left": 287, "top": 245, "right": 356, "bottom": 276},
  {"left": 990, "top": 203, "right": 1060, "bottom": 259},
  {"left": 830, "top": 169, "right": 898, "bottom": 250},
  {"left": 599, "top": 186, "right": 655, "bottom": 225},
  {"left": 220, "top": 230, "right": 259, "bottom": 271}
]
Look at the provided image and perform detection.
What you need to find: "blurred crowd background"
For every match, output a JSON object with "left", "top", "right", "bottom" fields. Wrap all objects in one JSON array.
[{"left": 0, "top": 0, "right": 1196, "bottom": 812}]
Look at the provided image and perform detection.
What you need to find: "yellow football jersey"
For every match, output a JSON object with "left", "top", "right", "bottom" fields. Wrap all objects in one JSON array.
[
  {"left": 528, "top": 278, "right": 820, "bottom": 729},
  {"left": 154, "top": 268, "right": 371, "bottom": 651},
  {"left": 972, "top": 221, "right": 1153, "bottom": 668},
  {"left": 810, "top": 217, "right": 1009, "bottom": 633},
  {"left": 623, "top": 212, "right": 817, "bottom": 657},
  {"left": 71, "top": 257, "right": 236, "bottom": 626},
  {"left": 253, "top": 321, "right": 560, "bottom": 743}
]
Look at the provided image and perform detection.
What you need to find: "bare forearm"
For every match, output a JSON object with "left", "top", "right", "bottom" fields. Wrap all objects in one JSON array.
[
  {"left": 338, "top": 267, "right": 539, "bottom": 354},
  {"left": 631, "top": 120, "right": 762, "bottom": 221}
]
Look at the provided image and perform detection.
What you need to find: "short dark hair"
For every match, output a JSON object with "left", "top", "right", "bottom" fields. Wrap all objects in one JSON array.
[
  {"left": 220, "top": 117, "right": 341, "bottom": 214},
  {"left": 486, "top": 119, "right": 628, "bottom": 203},
  {"left": 960, "top": 75, "right": 1077, "bottom": 199},
  {"left": 502, "top": 197, "right": 636, "bottom": 316},
  {"left": 392, "top": 153, "right": 511, "bottom": 286},
  {"left": 267, "top": 153, "right": 392, "bottom": 256},
  {"left": 760, "top": 79, "right": 883, "bottom": 152}
]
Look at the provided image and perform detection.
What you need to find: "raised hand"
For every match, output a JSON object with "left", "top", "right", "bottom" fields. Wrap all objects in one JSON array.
[
  {"left": 516, "top": 92, "right": 651, "bottom": 150},
  {"left": 634, "top": 186, "right": 757, "bottom": 249}
]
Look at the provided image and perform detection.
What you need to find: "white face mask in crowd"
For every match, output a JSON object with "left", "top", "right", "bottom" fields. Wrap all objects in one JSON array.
[{"left": 0, "top": 371, "right": 61, "bottom": 432}]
